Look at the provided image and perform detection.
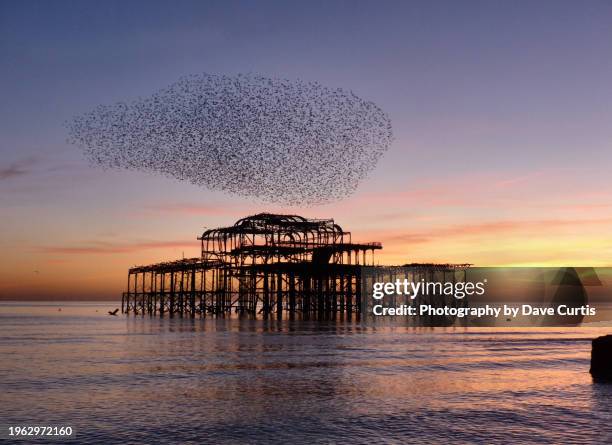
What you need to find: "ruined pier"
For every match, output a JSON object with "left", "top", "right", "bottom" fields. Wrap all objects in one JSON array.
[{"left": 121, "top": 213, "right": 469, "bottom": 319}]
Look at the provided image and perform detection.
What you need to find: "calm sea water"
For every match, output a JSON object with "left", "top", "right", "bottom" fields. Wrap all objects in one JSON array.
[{"left": 1, "top": 302, "right": 611, "bottom": 444}]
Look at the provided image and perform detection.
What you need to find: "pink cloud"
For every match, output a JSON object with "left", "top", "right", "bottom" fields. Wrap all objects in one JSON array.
[
  {"left": 38, "top": 239, "right": 197, "bottom": 255},
  {"left": 365, "top": 217, "right": 612, "bottom": 245}
]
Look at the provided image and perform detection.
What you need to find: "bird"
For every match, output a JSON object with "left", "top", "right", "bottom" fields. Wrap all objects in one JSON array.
[
  {"left": 108, "top": 308, "right": 119, "bottom": 316},
  {"left": 67, "top": 73, "right": 393, "bottom": 206}
]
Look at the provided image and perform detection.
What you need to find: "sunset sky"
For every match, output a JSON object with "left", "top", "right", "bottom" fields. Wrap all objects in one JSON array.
[{"left": 2, "top": 0, "right": 612, "bottom": 299}]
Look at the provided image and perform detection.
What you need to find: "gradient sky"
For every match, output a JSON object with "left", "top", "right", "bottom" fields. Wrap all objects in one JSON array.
[{"left": 2, "top": 0, "right": 612, "bottom": 299}]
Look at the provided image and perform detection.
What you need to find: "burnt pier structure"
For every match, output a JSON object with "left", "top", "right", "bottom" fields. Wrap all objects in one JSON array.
[
  {"left": 122, "top": 213, "right": 470, "bottom": 319},
  {"left": 122, "top": 213, "right": 382, "bottom": 318}
]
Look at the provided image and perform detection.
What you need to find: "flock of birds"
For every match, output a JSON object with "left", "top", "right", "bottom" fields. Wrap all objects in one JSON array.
[{"left": 68, "top": 73, "right": 393, "bottom": 205}]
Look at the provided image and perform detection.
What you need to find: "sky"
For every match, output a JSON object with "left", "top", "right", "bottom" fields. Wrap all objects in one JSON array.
[{"left": 2, "top": 0, "right": 612, "bottom": 299}]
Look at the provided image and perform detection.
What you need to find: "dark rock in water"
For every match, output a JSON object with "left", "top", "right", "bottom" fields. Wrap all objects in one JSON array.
[{"left": 590, "top": 335, "right": 612, "bottom": 381}]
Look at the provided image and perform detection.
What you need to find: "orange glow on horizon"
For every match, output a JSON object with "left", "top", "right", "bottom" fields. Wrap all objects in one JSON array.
[{"left": 3, "top": 169, "right": 612, "bottom": 300}]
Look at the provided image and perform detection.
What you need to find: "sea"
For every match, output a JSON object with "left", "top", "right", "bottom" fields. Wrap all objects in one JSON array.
[{"left": 1, "top": 302, "right": 611, "bottom": 444}]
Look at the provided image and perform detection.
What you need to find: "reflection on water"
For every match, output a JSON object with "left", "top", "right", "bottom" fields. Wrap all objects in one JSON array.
[{"left": 1, "top": 302, "right": 611, "bottom": 444}]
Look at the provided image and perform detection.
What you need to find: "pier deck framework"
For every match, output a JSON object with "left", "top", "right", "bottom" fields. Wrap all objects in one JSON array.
[{"left": 121, "top": 213, "right": 469, "bottom": 318}]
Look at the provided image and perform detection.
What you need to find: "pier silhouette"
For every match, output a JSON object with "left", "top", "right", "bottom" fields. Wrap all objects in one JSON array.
[{"left": 122, "top": 213, "right": 468, "bottom": 319}]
